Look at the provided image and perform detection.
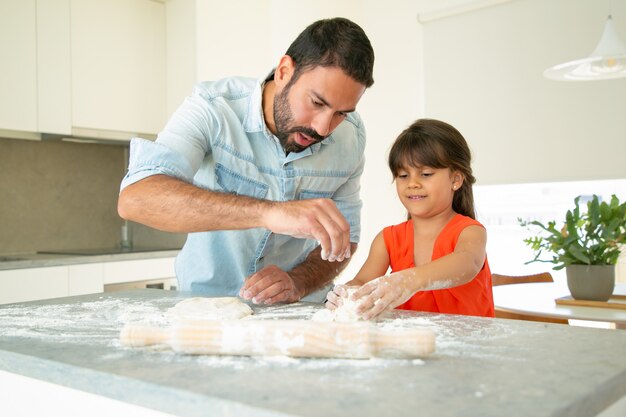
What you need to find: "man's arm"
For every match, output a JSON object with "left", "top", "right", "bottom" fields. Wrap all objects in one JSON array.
[
  {"left": 118, "top": 174, "right": 351, "bottom": 262},
  {"left": 239, "top": 243, "right": 358, "bottom": 304},
  {"left": 118, "top": 175, "right": 264, "bottom": 232}
]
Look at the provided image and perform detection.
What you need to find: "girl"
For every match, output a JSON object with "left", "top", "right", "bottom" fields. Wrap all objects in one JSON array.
[{"left": 326, "top": 118, "right": 494, "bottom": 320}]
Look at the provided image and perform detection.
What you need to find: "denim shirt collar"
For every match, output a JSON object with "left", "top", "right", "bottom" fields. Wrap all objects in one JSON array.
[{"left": 243, "top": 70, "right": 336, "bottom": 157}]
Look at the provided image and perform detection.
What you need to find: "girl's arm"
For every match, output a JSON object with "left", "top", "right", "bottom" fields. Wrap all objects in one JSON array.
[
  {"left": 325, "top": 230, "right": 390, "bottom": 310},
  {"left": 346, "top": 231, "right": 390, "bottom": 286},
  {"left": 353, "top": 225, "right": 487, "bottom": 320}
]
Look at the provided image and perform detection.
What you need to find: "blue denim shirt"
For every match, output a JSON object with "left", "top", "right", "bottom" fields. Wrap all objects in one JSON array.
[{"left": 121, "top": 75, "right": 366, "bottom": 302}]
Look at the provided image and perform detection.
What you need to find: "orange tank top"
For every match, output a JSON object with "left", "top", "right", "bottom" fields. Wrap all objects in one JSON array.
[{"left": 383, "top": 214, "right": 495, "bottom": 317}]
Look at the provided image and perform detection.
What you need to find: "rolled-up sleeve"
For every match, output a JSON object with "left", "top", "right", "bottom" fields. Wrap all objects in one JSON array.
[
  {"left": 120, "top": 88, "right": 218, "bottom": 192},
  {"left": 120, "top": 138, "right": 196, "bottom": 190}
]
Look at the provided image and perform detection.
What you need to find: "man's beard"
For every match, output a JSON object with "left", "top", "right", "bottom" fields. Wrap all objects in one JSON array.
[{"left": 273, "top": 85, "right": 326, "bottom": 154}]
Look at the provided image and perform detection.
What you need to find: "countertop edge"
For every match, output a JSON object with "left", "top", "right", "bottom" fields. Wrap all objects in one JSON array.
[
  {"left": 0, "top": 349, "right": 293, "bottom": 417},
  {"left": 0, "top": 250, "right": 180, "bottom": 271}
]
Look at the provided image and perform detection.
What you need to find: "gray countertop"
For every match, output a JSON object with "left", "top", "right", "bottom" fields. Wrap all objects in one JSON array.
[
  {"left": 0, "top": 249, "right": 180, "bottom": 270},
  {"left": 0, "top": 289, "right": 625, "bottom": 417}
]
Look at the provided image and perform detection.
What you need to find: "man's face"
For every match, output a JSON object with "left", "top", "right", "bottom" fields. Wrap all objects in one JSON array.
[
  {"left": 273, "top": 81, "right": 322, "bottom": 154},
  {"left": 272, "top": 65, "right": 366, "bottom": 154}
]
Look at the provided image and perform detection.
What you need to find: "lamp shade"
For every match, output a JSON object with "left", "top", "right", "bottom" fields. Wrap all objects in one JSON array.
[{"left": 544, "top": 15, "right": 626, "bottom": 81}]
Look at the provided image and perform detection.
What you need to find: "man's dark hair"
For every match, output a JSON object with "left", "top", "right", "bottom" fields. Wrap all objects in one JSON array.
[{"left": 285, "top": 17, "right": 374, "bottom": 88}]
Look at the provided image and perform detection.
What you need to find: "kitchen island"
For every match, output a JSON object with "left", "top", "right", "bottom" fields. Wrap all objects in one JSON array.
[{"left": 0, "top": 290, "right": 625, "bottom": 417}]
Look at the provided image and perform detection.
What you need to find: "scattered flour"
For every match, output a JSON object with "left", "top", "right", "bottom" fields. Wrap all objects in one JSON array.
[
  {"left": 0, "top": 295, "right": 521, "bottom": 367},
  {"left": 426, "top": 279, "right": 456, "bottom": 291},
  {"left": 0, "top": 296, "right": 174, "bottom": 345}
]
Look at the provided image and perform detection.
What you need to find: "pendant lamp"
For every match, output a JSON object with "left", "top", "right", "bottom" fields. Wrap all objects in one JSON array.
[{"left": 544, "top": 14, "right": 626, "bottom": 81}]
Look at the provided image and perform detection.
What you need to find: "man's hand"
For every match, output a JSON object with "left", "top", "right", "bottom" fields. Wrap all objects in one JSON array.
[
  {"left": 120, "top": 177, "right": 353, "bottom": 264},
  {"left": 238, "top": 265, "right": 304, "bottom": 305},
  {"left": 242, "top": 244, "right": 357, "bottom": 306},
  {"left": 262, "top": 199, "right": 351, "bottom": 263}
]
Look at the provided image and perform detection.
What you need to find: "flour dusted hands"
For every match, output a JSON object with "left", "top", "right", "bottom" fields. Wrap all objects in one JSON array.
[
  {"left": 324, "top": 284, "right": 351, "bottom": 311},
  {"left": 325, "top": 277, "right": 414, "bottom": 321},
  {"left": 239, "top": 265, "right": 304, "bottom": 305},
  {"left": 351, "top": 273, "right": 417, "bottom": 320},
  {"left": 263, "top": 199, "right": 351, "bottom": 263}
]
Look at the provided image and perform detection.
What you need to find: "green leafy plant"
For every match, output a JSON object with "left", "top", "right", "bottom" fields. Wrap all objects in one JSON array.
[{"left": 519, "top": 194, "right": 626, "bottom": 270}]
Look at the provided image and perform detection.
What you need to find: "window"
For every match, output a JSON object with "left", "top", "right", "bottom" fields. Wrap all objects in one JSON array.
[{"left": 474, "top": 178, "right": 626, "bottom": 282}]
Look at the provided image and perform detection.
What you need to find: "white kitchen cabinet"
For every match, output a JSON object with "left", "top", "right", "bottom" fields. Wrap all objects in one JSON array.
[
  {"left": 68, "top": 263, "right": 104, "bottom": 296},
  {"left": 0, "top": 0, "right": 38, "bottom": 134},
  {"left": 0, "top": 0, "right": 165, "bottom": 141},
  {"left": 0, "top": 0, "right": 72, "bottom": 138},
  {"left": 71, "top": 0, "right": 166, "bottom": 137},
  {"left": 0, "top": 266, "right": 68, "bottom": 305},
  {"left": 37, "top": 0, "right": 72, "bottom": 135},
  {"left": 0, "top": 264, "right": 103, "bottom": 305},
  {"left": 102, "top": 257, "right": 176, "bottom": 285},
  {"left": 0, "top": 256, "right": 176, "bottom": 305}
]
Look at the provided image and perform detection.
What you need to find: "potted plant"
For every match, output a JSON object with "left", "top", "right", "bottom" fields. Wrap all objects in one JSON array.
[{"left": 519, "top": 194, "right": 626, "bottom": 301}]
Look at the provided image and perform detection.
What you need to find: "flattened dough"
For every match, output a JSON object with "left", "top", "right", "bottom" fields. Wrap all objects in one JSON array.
[{"left": 167, "top": 297, "right": 253, "bottom": 321}]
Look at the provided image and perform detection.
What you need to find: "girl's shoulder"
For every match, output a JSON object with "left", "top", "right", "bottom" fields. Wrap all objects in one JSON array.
[
  {"left": 439, "top": 214, "right": 485, "bottom": 240},
  {"left": 382, "top": 219, "right": 413, "bottom": 246},
  {"left": 448, "top": 213, "right": 484, "bottom": 228},
  {"left": 383, "top": 219, "right": 413, "bottom": 234}
]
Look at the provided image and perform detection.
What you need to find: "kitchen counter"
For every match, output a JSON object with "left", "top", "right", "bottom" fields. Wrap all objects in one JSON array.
[
  {"left": 0, "top": 249, "right": 180, "bottom": 271},
  {"left": 1, "top": 290, "right": 625, "bottom": 417}
]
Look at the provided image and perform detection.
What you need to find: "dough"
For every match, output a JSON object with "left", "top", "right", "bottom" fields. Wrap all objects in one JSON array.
[
  {"left": 167, "top": 297, "right": 253, "bottom": 321},
  {"left": 312, "top": 288, "right": 362, "bottom": 322}
]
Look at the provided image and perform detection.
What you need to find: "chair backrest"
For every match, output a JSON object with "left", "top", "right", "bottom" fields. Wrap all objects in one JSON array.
[{"left": 491, "top": 272, "right": 553, "bottom": 287}]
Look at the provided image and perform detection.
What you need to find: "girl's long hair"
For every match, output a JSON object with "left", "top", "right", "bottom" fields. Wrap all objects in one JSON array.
[{"left": 388, "top": 118, "right": 476, "bottom": 219}]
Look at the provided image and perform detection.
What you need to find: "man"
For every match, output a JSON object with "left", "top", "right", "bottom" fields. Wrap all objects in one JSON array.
[{"left": 118, "top": 17, "right": 375, "bottom": 305}]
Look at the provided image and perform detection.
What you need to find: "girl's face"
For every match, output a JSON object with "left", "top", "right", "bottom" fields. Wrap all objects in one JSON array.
[{"left": 395, "top": 164, "right": 463, "bottom": 219}]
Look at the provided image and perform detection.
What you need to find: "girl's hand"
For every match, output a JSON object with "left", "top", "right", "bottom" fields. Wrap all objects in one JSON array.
[
  {"left": 324, "top": 284, "right": 350, "bottom": 311},
  {"left": 325, "top": 284, "right": 362, "bottom": 311},
  {"left": 352, "top": 274, "right": 416, "bottom": 320}
]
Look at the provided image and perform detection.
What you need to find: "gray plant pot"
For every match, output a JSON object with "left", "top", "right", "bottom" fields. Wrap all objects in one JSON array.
[{"left": 565, "top": 265, "right": 615, "bottom": 302}]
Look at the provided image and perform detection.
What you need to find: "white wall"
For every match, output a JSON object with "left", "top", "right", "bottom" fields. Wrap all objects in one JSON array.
[
  {"left": 421, "top": 0, "right": 626, "bottom": 184},
  {"left": 195, "top": 0, "right": 272, "bottom": 80}
]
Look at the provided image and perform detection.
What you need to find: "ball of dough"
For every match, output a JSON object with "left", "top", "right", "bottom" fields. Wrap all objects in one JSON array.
[
  {"left": 312, "top": 288, "right": 362, "bottom": 322},
  {"left": 167, "top": 297, "right": 253, "bottom": 321}
]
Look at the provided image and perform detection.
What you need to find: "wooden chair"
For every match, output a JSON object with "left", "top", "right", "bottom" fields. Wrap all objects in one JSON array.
[
  {"left": 492, "top": 272, "right": 568, "bottom": 325},
  {"left": 491, "top": 272, "right": 554, "bottom": 286}
]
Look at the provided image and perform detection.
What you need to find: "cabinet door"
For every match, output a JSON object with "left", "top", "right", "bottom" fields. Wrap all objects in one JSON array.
[
  {"left": 71, "top": 0, "right": 166, "bottom": 136},
  {"left": 36, "top": 0, "right": 72, "bottom": 135},
  {"left": 0, "top": 267, "right": 68, "bottom": 305},
  {"left": 68, "top": 263, "right": 104, "bottom": 296},
  {"left": 102, "top": 257, "right": 176, "bottom": 285},
  {"left": 0, "top": 0, "right": 38, "bottom": 133}
]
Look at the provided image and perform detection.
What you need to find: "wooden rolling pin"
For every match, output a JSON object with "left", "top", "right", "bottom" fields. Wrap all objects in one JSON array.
[{"left": 120, "top": 320, "right": 435, "bottom": 359}]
